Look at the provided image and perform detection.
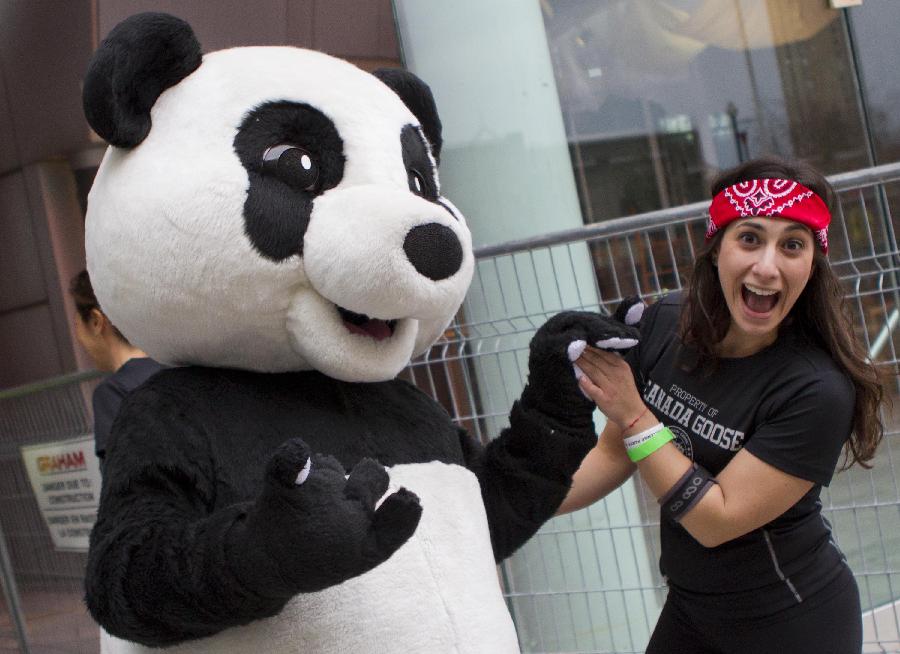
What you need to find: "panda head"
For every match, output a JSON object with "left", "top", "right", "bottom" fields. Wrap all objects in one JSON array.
[{"left": 83, "top": 13, "right": 473, "bottom": 382}]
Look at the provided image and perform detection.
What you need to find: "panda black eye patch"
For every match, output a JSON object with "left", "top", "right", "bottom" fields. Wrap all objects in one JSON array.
[
  {"left": 234, "top": 101, "right": 344, "bottom": 187},
  {"left": 233, "top": 101, "right": 345, "bottom": 261},
  {"left": 401, "top": 125, "right": 439, "bottom": 202}
]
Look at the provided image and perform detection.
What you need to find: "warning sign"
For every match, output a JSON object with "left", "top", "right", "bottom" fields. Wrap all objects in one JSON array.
[{"left": 20, "top": 435, "right": 101, "bottom": 552}]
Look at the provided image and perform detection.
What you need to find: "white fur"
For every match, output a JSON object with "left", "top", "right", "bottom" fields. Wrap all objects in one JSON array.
[
  {"left": 99, "top": 463, "right": 520, "bottom": 654},
  {"left": 86, "top": 47, "right": 472, "bottom": 379},
  {"left": 305, "top": 187, "right": 472, "bottom": 321}
]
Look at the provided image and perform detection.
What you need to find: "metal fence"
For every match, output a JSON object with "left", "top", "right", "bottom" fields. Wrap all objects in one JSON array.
[
  {"left": 0, "top": 372, "right": 102, "bottom": 653},
  {"left": 0, "top": 162, "right": 898, "bottom": 653}
]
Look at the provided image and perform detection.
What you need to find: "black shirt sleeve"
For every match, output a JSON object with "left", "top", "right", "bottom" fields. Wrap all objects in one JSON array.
[
  {"left": 92, "top": 358, "right": 165, "bottom": 459},
  {"left": 743, "top": 364, "right": 855, "bottom": 486},
  {"left": 92, "top": 381, "right": 127, "bottom": 459}
]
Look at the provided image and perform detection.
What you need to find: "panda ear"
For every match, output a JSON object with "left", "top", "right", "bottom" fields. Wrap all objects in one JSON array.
[
  {"left": 83, "top": 12, "right": 202, "bottom": 148},
  {"left": 372, "top": 69, "right": 443, "bottom": 164}
]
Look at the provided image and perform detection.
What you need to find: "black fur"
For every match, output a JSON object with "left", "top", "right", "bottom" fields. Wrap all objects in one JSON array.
[
  {"left": 401, "top": 124, "right": 456, "bottom": 222},
  {"left": 233, "top": 102, "right": 345, "bottom": 261},
  {"left": 374, "top": 69, "right": 443, "bottom": 163},
  {"left": 460, "top": 402, "right": 598, "bottom": 561},
  {"left": 231, "top": 449, "right": 422, "bottom": 597},
  {"left": 400, "top": 124, "right": 439, "bottom": 200},
  {"left": 403, "top": 223, "right": 463, "bottom": 281},
  {"left": 82, "top": 12, "right": 202, "bottom": 148}
]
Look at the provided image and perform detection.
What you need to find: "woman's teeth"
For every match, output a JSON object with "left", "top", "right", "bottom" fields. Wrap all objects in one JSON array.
[
  {"left": 744, "top": 283, "right": 778, "bottom": 296},
  {"left": 742, "top": 284, "right": 779, "bottom": 313}
]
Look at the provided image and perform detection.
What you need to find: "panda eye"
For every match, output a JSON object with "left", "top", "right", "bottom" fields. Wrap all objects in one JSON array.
[
  {"left": 408, "top": 169, "right": 426, "bottom": 196},
  {"left": 262, "top": 144, "right": 319, "bottom": 192}
]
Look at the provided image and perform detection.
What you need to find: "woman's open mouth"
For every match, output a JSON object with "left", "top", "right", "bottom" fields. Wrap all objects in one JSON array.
[
  {"left": 337, "top": 307, "right": 398, "bottom": 341},
  {"left": 741, "top": 283, "right": 780, "bottom": 315}
]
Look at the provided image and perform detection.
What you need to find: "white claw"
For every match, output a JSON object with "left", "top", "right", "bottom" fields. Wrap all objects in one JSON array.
[
  {"left": 295, "top": 457, "right": 312, "bottom": 485},
  {"left": 625, "top": 303, "right": 645, "bottom": 326},
  {"left": 567, "top": 340, "right": 587, "bottom": 362},
  {"left": 595, "top": 337, "right": 639, "bottom": 350}
]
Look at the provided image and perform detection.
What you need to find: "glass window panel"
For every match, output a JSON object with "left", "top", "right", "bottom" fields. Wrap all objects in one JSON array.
[
  {"left": 541, "top": 0, "right": 872, "bottom": 226},
  {"left": 846, "top": 1, "right": 900, "bottom": 165}
]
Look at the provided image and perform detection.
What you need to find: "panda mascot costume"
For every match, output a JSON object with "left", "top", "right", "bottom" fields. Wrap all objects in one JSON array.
[{"left": 82, "top": 13, "right": 640, "bottom": 654}]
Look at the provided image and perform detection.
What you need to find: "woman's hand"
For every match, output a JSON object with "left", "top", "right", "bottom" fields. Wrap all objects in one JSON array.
[{"left": 575, "top": 346, "right": 648, "bottom": 432}]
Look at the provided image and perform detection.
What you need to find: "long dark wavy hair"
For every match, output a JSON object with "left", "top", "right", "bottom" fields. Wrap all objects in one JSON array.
[{"left": 680, "top": 156, "right": 885, "bottom": 469}]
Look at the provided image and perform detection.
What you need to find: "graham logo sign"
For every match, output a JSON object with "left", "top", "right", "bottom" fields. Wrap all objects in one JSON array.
[
  {"left": 37, "top": 450, "right": 87, "bottom": 475},
  {"left": 21, "top": 436, "right": 102, "bottom": 552}
]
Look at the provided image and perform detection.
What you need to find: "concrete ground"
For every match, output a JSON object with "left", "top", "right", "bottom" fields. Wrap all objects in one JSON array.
[
  {"left": 1, "top": 587, "right": 899, "bottom": 652},
  {"left": 0, "top": 588, "right": 97, "bottom": 653}
]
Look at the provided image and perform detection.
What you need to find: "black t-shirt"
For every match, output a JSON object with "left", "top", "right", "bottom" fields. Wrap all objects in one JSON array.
[
  {"left": 627, "top": 293, "right": 855, "bottom": 618},
  {"left": 93, "top": 357, "right": 165, "bottom": 459}
]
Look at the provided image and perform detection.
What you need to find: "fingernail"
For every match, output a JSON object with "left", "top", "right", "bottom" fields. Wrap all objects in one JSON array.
[
  {"left": 576, "top": 373, "right": 592, "bottom": 399},
  {"left": 295, "top": 457, "right": 312, "bottom": 485}
]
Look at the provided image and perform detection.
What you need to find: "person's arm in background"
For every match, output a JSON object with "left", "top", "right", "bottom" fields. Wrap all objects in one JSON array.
[{"left": 574, "top": 347, "right": 819, "bottom": 548}]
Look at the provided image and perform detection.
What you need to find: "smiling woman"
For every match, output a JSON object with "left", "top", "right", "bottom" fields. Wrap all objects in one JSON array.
[
  {"left": 685, "top": 159, "right": 835, "bottom": 363},
  {"left": 682, "top": 159, "right": 885, "bottom": 474},
  {"left": 558, "top": 156, "right": 887, "bottom": 654},
  {"left": 713, "top": 216, "right": 816, "bottom": 357}
]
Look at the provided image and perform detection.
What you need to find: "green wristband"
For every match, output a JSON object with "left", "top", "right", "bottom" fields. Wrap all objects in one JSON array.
[{"left": 626, "top": 427, "right": 674, "bottom": 463}]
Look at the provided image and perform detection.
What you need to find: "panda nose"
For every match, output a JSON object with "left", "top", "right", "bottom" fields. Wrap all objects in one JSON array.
[{"left": 403, "top": 223, "right": 463, "bottom": 281}]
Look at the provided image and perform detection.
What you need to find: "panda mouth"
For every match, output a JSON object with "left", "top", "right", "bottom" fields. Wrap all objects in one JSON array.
[{"left": 337, "top": 307, "right": 398, "bottom": 341}]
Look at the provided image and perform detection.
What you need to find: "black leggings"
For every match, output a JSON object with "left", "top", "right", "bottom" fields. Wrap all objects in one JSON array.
[{"left": 646, "top": 572, "right": 862, "bottom": 654}]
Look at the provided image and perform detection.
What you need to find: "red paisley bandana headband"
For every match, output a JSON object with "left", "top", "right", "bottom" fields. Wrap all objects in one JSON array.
[{"left": 707, "top": 178, "right": 831, "bottom": 254}]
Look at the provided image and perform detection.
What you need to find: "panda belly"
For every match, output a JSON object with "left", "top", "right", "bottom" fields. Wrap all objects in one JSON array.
[{"left": 101, "top": 461, "right": 521, "bottom": 654}]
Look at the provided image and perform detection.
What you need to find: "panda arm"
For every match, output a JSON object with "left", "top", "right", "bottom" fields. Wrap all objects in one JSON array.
[
  {"left": 458, "top": 401, "right": 593, "bottom": 562},
  {"left": 85, "top": 385, "right": 288, "bottom": 646}
]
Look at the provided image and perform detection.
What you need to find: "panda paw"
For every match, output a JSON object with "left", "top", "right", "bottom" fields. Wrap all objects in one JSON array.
[
  {"left": 238, "top": 439, "right": 422, "bottom": 595},
  {"left": 573, "top": 297, "right": 644, "bottom": 356},
  {"left": 520, "top": 310, "right": 640, "bottom": 432}
]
